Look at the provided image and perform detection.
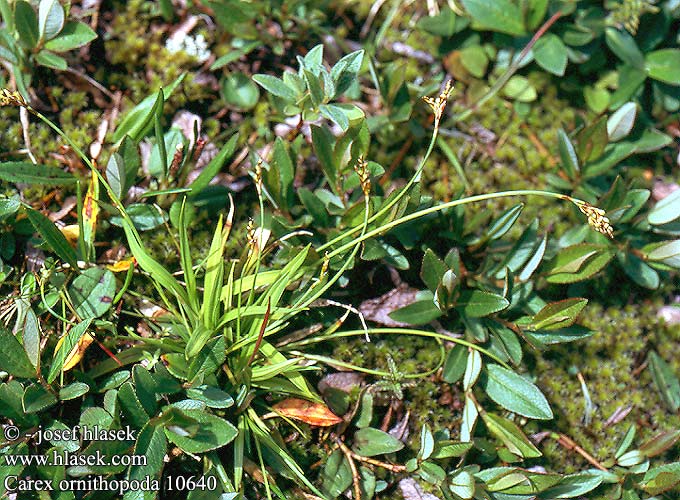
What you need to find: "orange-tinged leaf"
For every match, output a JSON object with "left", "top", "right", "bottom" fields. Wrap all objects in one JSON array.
[
  {"left": 55, "top": 332, "right": 95, "bottom": 371},
  {"left": 82, "top": 176, "right": 99, "bottom": 258},
  {"left": 272, "top": 398, "right": 343, "bottom": 427},
  {"left": 106, "top": 257, "right": 135, "bottom": 272},
  {"left": 60, "top": 224, "right": 79, "bottom": 246}
]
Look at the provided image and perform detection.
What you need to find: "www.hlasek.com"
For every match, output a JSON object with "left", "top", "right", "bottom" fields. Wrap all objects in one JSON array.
[{"left": 1, "top": 423, "right": 215, "bottom": 494}]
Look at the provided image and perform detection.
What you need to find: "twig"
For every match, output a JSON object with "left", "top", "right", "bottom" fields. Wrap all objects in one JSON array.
[
  {"left": 335, "top": 437, "right": 362, "bottom": 500},
  {"left": 360, "top": 0, "right": 388, "bottom": 38},
  {"left": 551, "top": 432, "right": 608, "bottom": 471},
  {"left": 20, "top": 107, "right": 37, "bottom": 164},
  {"left": 454, "top": 11, "right": 563, "bottom": 122}
]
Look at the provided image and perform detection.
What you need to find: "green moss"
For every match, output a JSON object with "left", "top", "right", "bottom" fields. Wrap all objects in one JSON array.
[
  {"left": 534, "top": 301, "right": 680, "bottom": 472},
  {"left": 103, "top": 0, "right": 212, "bottom": 107}
]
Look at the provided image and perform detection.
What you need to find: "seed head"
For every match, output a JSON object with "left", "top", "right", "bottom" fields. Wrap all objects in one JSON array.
[
  {"left": 254, "top": 159, "right": 263, "bottom": 197},
  {"left": 575, "top": 201, "right": 614, "bottom": 238},
  {"left": 422, "top": 80, "right": 452, "bottom": 127},
  {"left": 0, "top": 89, "right": 27, "bottom": 108},
  {"left": 353, "top": 156, "right": 371, "bottom": 197}
]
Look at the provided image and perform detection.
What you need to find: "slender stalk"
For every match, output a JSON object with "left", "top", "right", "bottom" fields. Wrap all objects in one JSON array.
[
  {"left": 316, "top": 96, "right": 442, "bottom": 254},
  {"left": 287, "top": 328, "right": 510, "bottom": 369},
  {"left": 327, "top": 189, "right": 572, "bottom": 259},
  {"left": 453, "top": 11, "right": 563, "bottom": 123}
]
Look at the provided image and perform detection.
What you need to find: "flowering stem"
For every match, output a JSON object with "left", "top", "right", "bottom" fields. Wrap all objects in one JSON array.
[
  {"left": 327, "top": 189, "right": 572, "bottom": 259},
  {"left": 453, "top": 11, "right": 563, "bottom": 123}
]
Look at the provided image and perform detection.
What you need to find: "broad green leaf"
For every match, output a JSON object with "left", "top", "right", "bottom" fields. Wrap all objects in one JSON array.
[
  {"left": 584, "top": 86, "right": 610, "bottom": 113},
  {"left": 442, "top": 344, "right": 467, "bottom": 383},
  {"left": 0, "top": 197, "right": 20, "bottom": 217},
  {"left": 449, "top": 470, "right": 475, "bottom": 499},
  {"left": 431, "top": 441, "right": 473, "bottom": 459},
  {"left": 59, "top": 382, "right": 90, "bottom": 400},
  {"left": 0, "top": 162, "right": 76, "bottom": 185},
  {"left": 524, "top": 325, "right": 594, "bottom": 346},
  {"left": 526, "top": 0, "right": 548, "bottom": 29},
  {"left": 129, "top": 422, "right": 167, "bottom": 482},
  {"left": 463, "top": 349, "right": 482, "bottom": 391},
  {"left": 530, "top": 298, "right": 588, "bottom": 331},
  {"left": 330, "top": 49, "right": 364, "bottom": 96},
  {"left": 607, "top": 102, "right": 637, "bottom": 141},
  {"left": 538, "top": 472, "right": 603, "bottom": 498},
  {"left": 418, "top": 424, "right": 435, "bottom": 461},
  {"left": 303, "top": 69, "right": 324, "bottom": 107},
  {"left": 186, "top": 385, "right": 234, "bottom": 409},
  {"left": 106, "top": 152, "right": 125, "bottom": 199},
  {"left": 0, "top": 324, "right": 36, "bottom": 378},
  {"left": 461, "top": 394, "right": 478, "bottom": 442},
  {"left": 484, "top": 364, "right": 553, "bottom": 419},
  {"left": 619, "top": 252, "right": 659, "bottom": 289},
  {"left": 69, "top": 267, "right": 116, "bottom": 319},
  {"left": 319, "top": 103, "right": 350, "bottom": 131},
  {"left": 165, "top": 409, "right": 238, "bottom": 453},
  {"left": 646, "top": 49, "right": 680, "bottom": 85},
  {"left": 322, "top": 450, "right": 353, "bottom": 498},
  {"left": 460, "top": 45, "right": 489, "bottom": 78},
  {"left": 15, "top": 1, "right": 39, "bottom": 48},
  {"left": 221, "top": 71, "right": 259, "bottom": 110},
  {"left": 417, "top": 7, "right": 457, "bottom": 36},
  {"left": 518, "top": 233, "right": 547, "bottom": 281},
  {"left": 352, "top": 428, "right": 404, "bottom": 456},
  {"left": 545, "top": 244, "right": 614, "bottom": 283},
  {"left": 389, "top": 298, "right": 442, "bottom": 325},
  {"left": 35, "top": 49, "right": 66, "bottom": 69},
  {"left": 503, "top": 75, "right": 537, "bottom": 102},
  {"left": 311, "top": 125, "right": 336, "bottom": 186},
  {"left": 640, "top": 430, "right": 680, "bottom": 458},
  {"left": 272, "top": 137, "right": 295, "bottom": 208},
  {"left": 485, "top": 204, "right": 523, "bottom": 241},
  {"left": 615, "top": 424, "right": 636, "bottom": 458},
  {"left": 118, "top": 381, "right": 151, "bottom": 428},
  {"left": 253, "top": 73, "right": 298, "bottom": 101},
  {"left": 557, "top": 129, "right": 579, "bottom": 178},
  {"left": 605, "top": 28, "right": 645, "bottom": 69},
  {"left": 132, "top": 364, "right": 158, "bottom": 416},
  {"left": 456, "top": 290, "right": 509, "bottom": 318},
  {"left": 420, "top": 248, "right": 447, "bottom": 292},
  {"left": 43, "top": 21, "right": 96, "bottom": 51},
  {"left": 26, "top": 208, "right": 78, "bottom": 269},
  {"left": 47, "top": 318, "right": 92, "bottom": 383},
  {"left": 648, "top": 351, "right": 680, "bottom": 412},
  {"left": 38, "top": 0, "right": 64, "bottom": 41},
  {"left": 23, "top": 383, "right": 57, "bottom": 413},
  {"left": 648, "top": 189, "right": 680, "bottom": 225},
  {"left": 641, "top": 462, "right": 680, "bottom": 495},
  {"left": 646, "top": 240, "right": 680, "bottom": 266},
  {"left": 533, "top": 34, "right": 567, "bottom": 76},
  {"left": 298, "top": 187, "right": 330, "bottom": 227},
  {"left": 482, "top": 413, "right": 542, "bottom": 458},
  {"left": 461, "top": 0, "right": 525, "bottom": 36}
]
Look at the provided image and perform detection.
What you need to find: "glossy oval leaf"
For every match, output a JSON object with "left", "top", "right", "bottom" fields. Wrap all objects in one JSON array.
[
  {"left": 648, "top": 190, "right": 680, "bottom": 225},
  {"left": 646, "top": 49, "right": 680, "bottom": 85},
  {"left": 353, "top": 427, "right": 405, "bottom": 456},
  {"left": 607, "top": 102, "right": 637, "bottom": 142},
  {"left": 533, "top": 34, "right": 568, "bottom": 76},
  {"left": 43, "top": 21, "right": 96, "bottom": 51},
  {"left": 484, "top": 364, "right": 553, "bottom": 419},
  {"left": 456, "top": 290, "right": 509, "bottom": 318},
  {"left": 164, "top": 409, "right": 237, "bottom": 453},
  {"left": 461, "top": 0, "right": 525, "bottom": 36}
]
